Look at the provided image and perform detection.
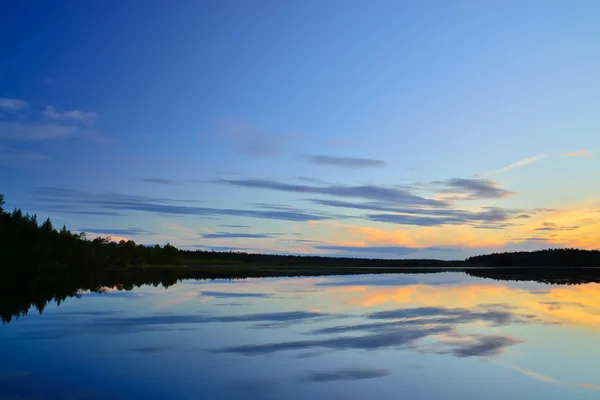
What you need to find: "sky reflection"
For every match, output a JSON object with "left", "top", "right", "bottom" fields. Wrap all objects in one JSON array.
[{"left": 2, "top": 273, "right": 600, "bottom": 399}]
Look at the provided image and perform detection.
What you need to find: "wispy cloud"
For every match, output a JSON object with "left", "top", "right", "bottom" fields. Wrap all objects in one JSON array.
[
  {"left": 559, "top": 149, "right": 594, "bottom": 157},
  {"left": 42, "top": 105, "right": 98, "bottom": 127},
  {"left": 221, "top": 121, "right": 296, "bottom": 157},
  {"left": 184, "top": 244, "right": 255, "bottom": 252},
  {"left": 308, "top": 199, "right": 520, "bottom": 227},
  {"left": 200, "top": 291, "right": 272, "bottom": 298},
  {"left": 578, "top": 383, "right": 600, "bottom": 391},
  {"left": 201, "top": 232, "right": 279, "bottom": 239},
  {"left": 137, "top": 178, "right": 182, "bottom": 185},
  {"left": 34, "top": 187, "right": 333, "bottom": 222},
  {"left": 0, "top": 98, "right": 28, "bottom": 111},
  {"left": 0, "top": 120, "right": 80, "bottom": 140},
  {"left": 304, "top": 154, "right": 387, "bottom": 168},
  {"left": 534, "top": 222, "right": 579, "bottom": 232},
  {"left": 293, "top": 176, "right": 328, "bottom": 184},
  {"left": 218, "top": 178, "right": 446, "bottom": 207},
  {"left": 0, "top": 145, "right": 49, "bottom": 165},
  {"left": 435, "top": 178, "right": 517, "bottom": 200},
  {"left": 314, "top": 245, "right": 456, "bottom": 256},
  {"left": 303, "top": 368, "right": 389, "bottom": 382},
  {"left": 507, "top": 365, "right": 559, "bottom": 384},
  {"left": 485, "top": 155, "right": 548, "bottom": 175},
  {"left": 96, "top": 311, "right": 328, "bottom": 326},
  {"left": 77, "top": 228, "right": 148, "bottom": 236},
  {"left": 0, "top": 101, "right": 114, "bottom": 143}
]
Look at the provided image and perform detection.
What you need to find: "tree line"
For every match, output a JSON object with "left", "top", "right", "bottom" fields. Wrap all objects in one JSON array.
[
  {"left": 0, "top": 194, "right": 182, "bottom": 274},
  {"left": 466, "top": 248, "right": 600, "bottom": 267},
  {"left": 3, "top": 192, "right": 599, "bottom": 275}
]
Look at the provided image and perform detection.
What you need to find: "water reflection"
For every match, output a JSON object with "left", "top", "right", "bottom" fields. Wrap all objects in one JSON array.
[{"left": 2, "top": 270, "right": 600, "bottom": 399}]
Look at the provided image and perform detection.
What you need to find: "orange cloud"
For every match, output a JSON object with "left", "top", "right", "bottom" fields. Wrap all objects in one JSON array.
[
  {"left": 517, "top": 202, "right": 600, "bottom": 249},
  {"left": 336, "top": 223, "right": 507, "bottom": 250},
  {"left": 85, "top": 233, "right": 131, "bottom": 243},
  {"left": 507, "top": 365, "right": 559, "bottom": 384},
  {"left": 578, "top": 383, "right": 600, "bottom": 390},
  {"left": 484, "top": 155, "right": 548, "bottom": 176},
  {"left": 559, "top": 150, "right": 594, "bottom": 157},
  {"left": 322, "top": 281, "right": 600, "bottom": 329}
]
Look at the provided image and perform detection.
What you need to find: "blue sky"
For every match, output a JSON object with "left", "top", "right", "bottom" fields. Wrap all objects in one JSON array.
[{"left": 1, "top": 1, "right": 599, "bottom": 259}]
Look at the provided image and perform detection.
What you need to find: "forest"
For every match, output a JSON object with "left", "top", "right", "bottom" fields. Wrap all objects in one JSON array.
[
  {"left": 0, "top": 193, "right": 454, "bottom": 274},
  {"left": 466, "top": 248, "right": 600, "bottom": 268},
  {"left": 2, "top": 193, "right": 600, "bottom": 276},
  {"left": 0, "top": 194, "right": 182, "bottom": 273},
  {"left": 4, "top": 193, "right": 600, "bottom": 324}
]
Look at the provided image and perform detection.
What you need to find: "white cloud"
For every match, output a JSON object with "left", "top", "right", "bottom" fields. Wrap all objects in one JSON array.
[
  {"left": 0, "top": 145, "right": 49, "bottom": 165},
  {"left": 0, "top": 98, "right": 29, "bottom": 111},
  {"left": 559, "top": 149, "right": 594, "bottom": 158},
  {"left": 43, "top": 105, "right": 98, "bottom": 127},
  {"left": 0, "top": 121, "right": 79, "bottom": 140},
  {"left": 0, "top": 120, "right": 115, "bottom": 143},
  {"left": 484, "top": 155, "right": 548, "bottom": 176},
  {"left": 0, "top": 100, "right": 114, "bottom": 143}
]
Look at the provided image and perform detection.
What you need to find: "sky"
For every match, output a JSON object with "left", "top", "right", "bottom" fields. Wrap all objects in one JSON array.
[{"left": 1, "top": 0, "right": 599, "bottom": 259}]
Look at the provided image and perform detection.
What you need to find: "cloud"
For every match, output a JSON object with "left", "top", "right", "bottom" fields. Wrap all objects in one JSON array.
[
  {"left": 34, "top": 186, "right": 333, "bottom": 222},
  {"left": 221, "top": 121, "right": 295, "bottom": 156},
  {"left": 534, "top": 222, "right": 579, "bottom": 232},
  {"left": 216, "top": 326, "right": 451, "bottom": 355},
  {"left": 201, "top": 291, "right": 272, "bottom": 298},
  {"left": 435, "top": 178, "right": 517, "bottom": 200},
  {"left": 0, "top": 100, "right": 113, "bottom": 143},
  {"left": 444, "top": 335, "right": 522, "bottom": 358},
  {"left": 138, "top": 178, "right": 182, "bottom": 185},
  {"left": 370, "top": 305, "right": 534, "bottom": 326},
  {"left": 132, "top": 346, "right": 173, "bottom": 353},
  {"left": 278, "top": 238, "right": 325, "bottom": 244},
  {"left": 294, "top": 176, "right": 328, "bottom": 184},
  {"left": 506, "top": 365, "right": 559, "bottom": 384},
  {"left": 314, "top": 245, "right": 456, "bottom": 256},
  {"left": 0, "top": 120, "right": 80, "bottom": 140},
  {"left": 303, "top": 368, "right": 389, "bottom": 383},
  {"left": 217, "top": 224, "right": 251, "bottom": 228},
  {"left": 367, "top": 214, "right": 470, "bottom": 227},
  {"left": 42, "top": 106, "right": 98, "bottom": 127},
  {"left": 0, "top": 98, "right": 28, "bottom": 111},
  {"left": 311, "top": 305, "right": 538, "bottom": 336},
  {"left": 201, "top": 232, "right": 279, "bottom": 239},
  {"left": 251, "top": 203, "right": 299, "bottom": 210},
  {"left": 77, "top": 228, "right": 148, "bottom": 236},
  {"left": 309, "top": 199, "right": 522, "bottom": 228},
  {"left": 96, "top": 311, "right": 329, "bottom": 326},
  {"left": 304, "top": 155, "right": 387, "bottom": 168},
  {"left": 40, "top": 207, "right": 124, "bottom": 217},
  {"left": 218, "top": 178, "right": 446, "bottom": 207},
  {"left": 0, "top": 145, "right": 49, "bottom": 165},
  {"left": 578, "top": 383, "right": 600, "bottom": 391},
  {"left": 0, "top": 120, "right": 113, "bottom": 143},
  {"left": 559, "top": 150, "right": 594, "bottom": 157},
  {"left": 314, "top": 277, "right": 461, "bottom": 287},
  {"left": 485, "top": 155, "right": 548, "bottom": 175},
  {"left": 184, "top": 245, "right": 255, "bottom": 252}
]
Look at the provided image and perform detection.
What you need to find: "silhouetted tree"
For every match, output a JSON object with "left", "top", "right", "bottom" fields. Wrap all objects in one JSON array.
[{"left": 0, "top": 194, "right": 184, "bottom": 273}]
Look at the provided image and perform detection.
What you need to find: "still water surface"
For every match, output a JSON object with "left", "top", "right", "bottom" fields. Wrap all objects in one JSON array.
[{"left": 2, "top": 272, "right": 600, "bottom": 399}]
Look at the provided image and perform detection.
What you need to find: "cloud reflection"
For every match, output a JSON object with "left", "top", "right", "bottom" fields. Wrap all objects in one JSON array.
[
  {"left": 216, "top": 326, "right": 451, "bottom": 355},
  {"left": 96, "top": 311, "right": 330, "bottom": 326},
  {"left": 303, "top": 368, "right": 389, "bottom": 382},
  {"left": 201, "top": 291, "right": 272, "bottom": 298}
]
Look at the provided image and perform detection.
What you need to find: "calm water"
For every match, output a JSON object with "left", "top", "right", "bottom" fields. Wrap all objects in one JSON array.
[{"left": 2, "top": 272, "right": 600, "bottom": 399}]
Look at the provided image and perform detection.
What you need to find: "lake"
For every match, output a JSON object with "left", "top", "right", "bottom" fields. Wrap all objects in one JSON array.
[{"left": 1, "top": 271, "right": 600, "bottom": 399}]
